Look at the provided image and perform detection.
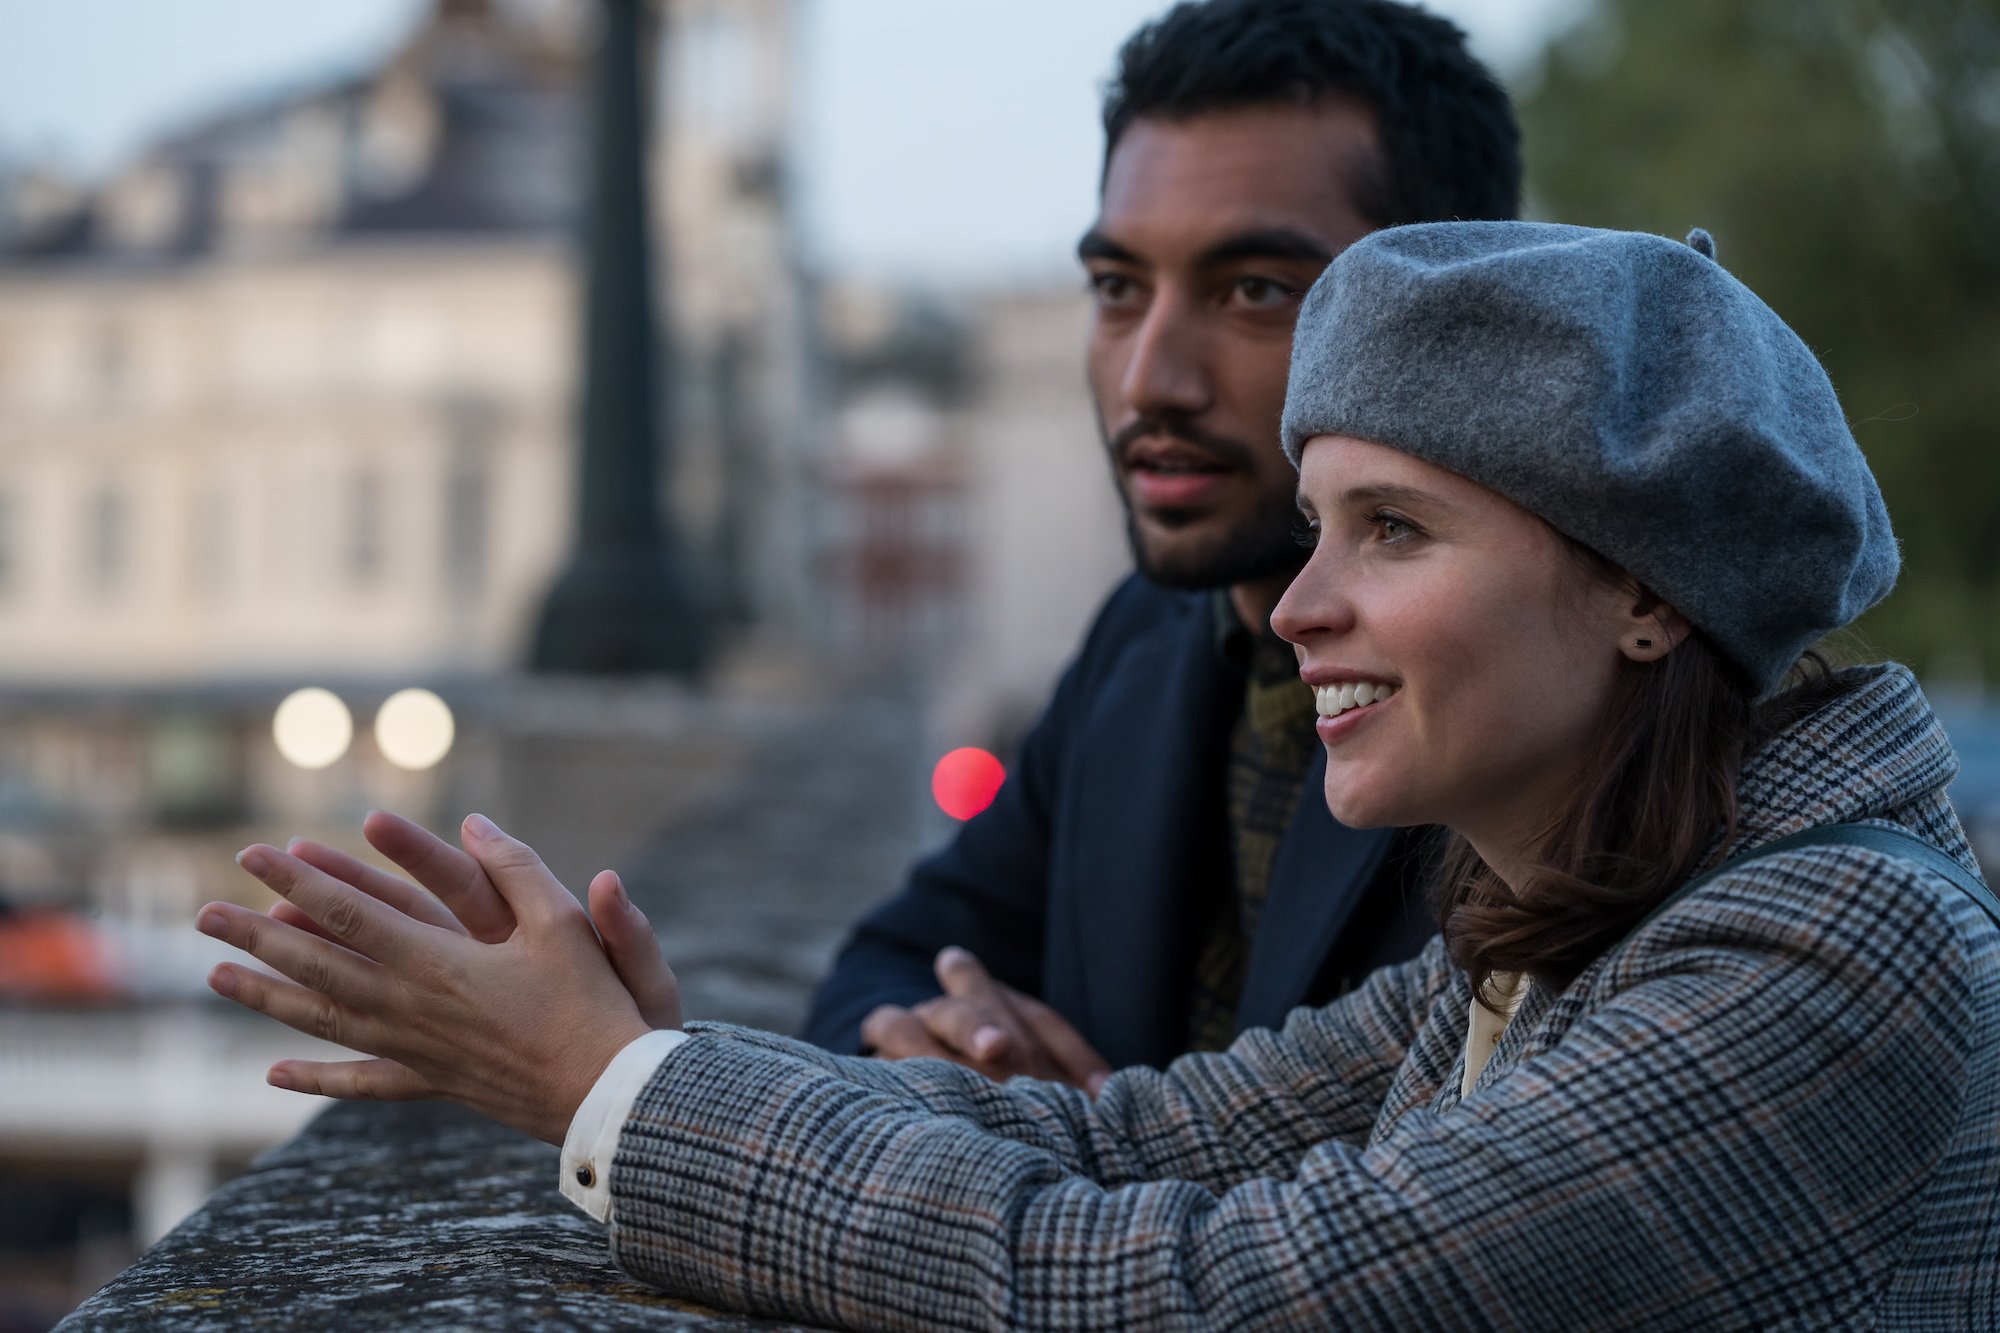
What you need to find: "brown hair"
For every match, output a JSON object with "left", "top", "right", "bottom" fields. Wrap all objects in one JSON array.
[{"left": 1438, "top": 541, "right": 1841, "bottom": 1004}]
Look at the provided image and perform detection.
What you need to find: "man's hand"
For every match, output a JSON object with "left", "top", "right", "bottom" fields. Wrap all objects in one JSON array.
[
  {"left": 860, "top": 948, "right": 1111, "bottom": 1095},
  {"left": 196, "top": 813, "right": 667, "bottom": 1145},
  {"left": 267, "top": 810, "right": 681, "bottom": 1030}
]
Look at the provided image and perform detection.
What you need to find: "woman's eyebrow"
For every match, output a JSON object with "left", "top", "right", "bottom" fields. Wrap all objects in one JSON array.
[{"left": 1340, "top": 482, "right": 1448, "bottom": 510}]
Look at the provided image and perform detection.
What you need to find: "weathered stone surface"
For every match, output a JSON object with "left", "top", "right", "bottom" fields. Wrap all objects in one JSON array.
[{"left": 57, "top": 1101, "right": 817, "bottom": 1331}]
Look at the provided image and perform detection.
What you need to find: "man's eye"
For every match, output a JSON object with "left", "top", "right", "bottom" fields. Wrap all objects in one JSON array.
[
  {"left": 1232, "top": 276, "right": 1299, "bottom": 309},
  {"left": 1088, "top": 272, "right": 1139, "bottom": 306}
]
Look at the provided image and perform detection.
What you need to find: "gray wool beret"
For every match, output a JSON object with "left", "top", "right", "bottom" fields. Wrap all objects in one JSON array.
[{"left": 1280, "top": 221, "right": 1898, "bottom": 694}]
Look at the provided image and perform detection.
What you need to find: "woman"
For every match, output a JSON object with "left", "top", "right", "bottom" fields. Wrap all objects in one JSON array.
[{"left": 199, "top": 222, "right": 2000, "bottom": 1329}]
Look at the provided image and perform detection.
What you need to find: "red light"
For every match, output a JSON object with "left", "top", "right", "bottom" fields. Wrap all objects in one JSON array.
[{"left": 932, "top": 747, "right": 1006, "bottom": 821}]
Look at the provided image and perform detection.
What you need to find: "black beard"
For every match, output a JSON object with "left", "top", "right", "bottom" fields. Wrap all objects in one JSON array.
[
  {"left": 1121, "top": 495, "right": 1306, "bottom": 589},
  {"left": 1101, "top": 413, "right": 1305, "bottom": 590}
]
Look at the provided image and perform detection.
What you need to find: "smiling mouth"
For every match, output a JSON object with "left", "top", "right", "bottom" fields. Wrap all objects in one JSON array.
[{"left": 1313, "top": 681, "right": 1399, "bottom": 718}]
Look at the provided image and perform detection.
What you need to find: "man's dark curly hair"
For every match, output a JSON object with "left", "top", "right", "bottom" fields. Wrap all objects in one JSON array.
[{"left": 1102, "top": 0, "right": 1521, "bottom": 226}]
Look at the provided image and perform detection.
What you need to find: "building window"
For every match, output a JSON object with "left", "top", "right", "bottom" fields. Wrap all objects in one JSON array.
[
  {"left": 147, "top": 712, "right": 244, "bottom": 828},
  {"left": 85, "top": 484, "right": 129, "bottom": 597},
  {"left": 95, "top": 324, "right": 128, "bottom": 406},
  {"left": 190, "top": 486, "right": 231, "bottom": 600},
  {"left": 347, "top": 469, "right": 385, "bottom": 587},
  {"left": 442, "top": 399, "right": 495, "bottom": 598},
  {"left": 0, "top": 491, "right": 16, "bottom": 598},
  {"left": 674, "top": 9, "right": 760, "bottom": 144},
  {"left": 444, "top": 447, "right": 488, "bottom": 597}
]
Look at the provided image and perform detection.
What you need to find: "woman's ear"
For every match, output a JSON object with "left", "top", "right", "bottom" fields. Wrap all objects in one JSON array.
[{"left": 1618, "top": 597, "right": 1692, "bottom": 664}]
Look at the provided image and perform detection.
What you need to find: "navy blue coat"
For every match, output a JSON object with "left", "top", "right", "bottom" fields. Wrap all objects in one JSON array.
[{"left": 804, "top": 574, "right": 1434, "bottom": 1071}]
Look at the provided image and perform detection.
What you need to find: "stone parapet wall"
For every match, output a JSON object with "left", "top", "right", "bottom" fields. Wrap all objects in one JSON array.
[{"left": 58, "top": 1102, "right": 815, "bottom": 1331}]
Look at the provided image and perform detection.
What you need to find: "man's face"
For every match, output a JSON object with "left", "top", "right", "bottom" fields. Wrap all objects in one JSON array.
[{"left": 1082, "top": 102, "right": 1381, "bottom": 590}]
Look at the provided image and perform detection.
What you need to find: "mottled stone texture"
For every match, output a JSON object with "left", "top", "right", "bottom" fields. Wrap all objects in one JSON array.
[{"left": 57, "top": 1101, "right": 814, "bottom": 1331}]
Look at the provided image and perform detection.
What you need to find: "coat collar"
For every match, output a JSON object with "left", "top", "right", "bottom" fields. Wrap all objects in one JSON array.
[
  {"left": 1058, "top": 592, "right": 1237, "bottom": 1069},
  {"left": 1712, "top": 662, "right": 1958, "bottom": 863}
]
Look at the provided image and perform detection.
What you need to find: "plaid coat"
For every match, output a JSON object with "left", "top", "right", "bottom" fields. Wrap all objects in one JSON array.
[{"left": 607, "top": 664, "right": 2000, "bottom": 1330}]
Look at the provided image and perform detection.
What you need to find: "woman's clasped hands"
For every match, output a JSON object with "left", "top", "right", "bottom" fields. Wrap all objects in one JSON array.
[{"left": 195, "top": 810, "right": 680, "bottom": 1146}]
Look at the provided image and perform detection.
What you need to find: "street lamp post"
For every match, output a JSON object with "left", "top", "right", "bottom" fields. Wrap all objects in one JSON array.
[{"left": 531, "top": 0, "right": 707, "bottom": 676}]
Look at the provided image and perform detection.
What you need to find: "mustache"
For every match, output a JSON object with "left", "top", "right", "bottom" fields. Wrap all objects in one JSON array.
[{"left": 1108, "top": 415, "right": 1259, "bottom": 471}]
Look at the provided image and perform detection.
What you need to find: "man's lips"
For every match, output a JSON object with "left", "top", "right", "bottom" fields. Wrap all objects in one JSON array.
[
  {"left": 1121, "top": 442, "right": 1235, "bottom": 510},
  {"left": 1127, "top": 464, "right": 1231, "bottom": 509}
]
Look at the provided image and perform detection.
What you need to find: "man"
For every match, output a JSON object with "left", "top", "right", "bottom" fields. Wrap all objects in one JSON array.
[{"left": 801, "top": 0, "right": 1521, "bottom": 1083}]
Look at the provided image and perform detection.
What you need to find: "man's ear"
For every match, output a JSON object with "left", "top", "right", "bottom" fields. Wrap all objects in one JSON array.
[{"left": 1618, "top": 596, "right": 1692, "bottom": 664}]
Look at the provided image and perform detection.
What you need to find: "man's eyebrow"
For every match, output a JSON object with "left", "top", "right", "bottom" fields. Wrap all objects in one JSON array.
[
  {"left": 1198, "top": 228, "right": 1335, "bottom": 268},
  {"left": 1076, "top": 228, "right": 1139, "bottom": 264},
  {"left": 1075, "top": 226, "right": 1334, "bottom": 268}
]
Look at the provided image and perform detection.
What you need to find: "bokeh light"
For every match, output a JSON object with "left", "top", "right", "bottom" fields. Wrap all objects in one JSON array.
[
  {"left": 374, "top": 688, "right": 455, "bottom": 771},
  {"left": 272, "top": 688, "right": 353, "bottom": 770},
  {"left": 931, "top": 747, "right": 1006, "bottom": 821}
]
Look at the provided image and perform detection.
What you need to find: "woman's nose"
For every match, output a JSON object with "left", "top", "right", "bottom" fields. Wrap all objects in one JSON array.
[{"left": 1270, "top": 552, "right": 1350, "bottom": 647}]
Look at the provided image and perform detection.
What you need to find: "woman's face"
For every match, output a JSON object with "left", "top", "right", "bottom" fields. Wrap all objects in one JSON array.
[{"left": 1271, "top": 435, "right": 1642, "bottom": 857}]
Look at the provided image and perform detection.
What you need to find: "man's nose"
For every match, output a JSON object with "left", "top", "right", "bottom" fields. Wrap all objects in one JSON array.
[{"left": 1119, "top": 293, "right": 1213, "bottom": 418}]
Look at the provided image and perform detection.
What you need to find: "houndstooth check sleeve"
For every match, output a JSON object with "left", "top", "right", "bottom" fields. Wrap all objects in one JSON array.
[
  {"left": 561, "top": 930, "right": 1444, "bottom": 1235},
  {"left": 595, "top": 848, "right": 1993, "bottom": 1331},
  {"left": 679, "top": 932, "right": 1450, "bottom": 1192},
  {"left": 560, "top": 1028, "right": 689, "bottom": 1221}
]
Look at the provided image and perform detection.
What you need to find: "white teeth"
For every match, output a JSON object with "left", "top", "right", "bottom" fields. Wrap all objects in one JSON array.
[{"left": 1313, "top": 681, "right": 1397, "bottom": 719}]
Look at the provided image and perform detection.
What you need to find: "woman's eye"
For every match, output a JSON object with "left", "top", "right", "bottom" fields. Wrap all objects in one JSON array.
[
  {"left": 1370, "top": 510, "right": 1420, "bottom": 542},
  {"left": 1291, "top": 516, "right": 1320, "bottom": 549}
]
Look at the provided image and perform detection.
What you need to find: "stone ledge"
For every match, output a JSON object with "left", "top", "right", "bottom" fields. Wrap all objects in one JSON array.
[{"left": 56, "top": 1101, "right": 815, "bottom": 1331}]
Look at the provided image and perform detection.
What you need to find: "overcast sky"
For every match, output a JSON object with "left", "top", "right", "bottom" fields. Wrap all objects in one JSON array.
[{"left": 0, "top": 0, "right": 1578, "bottom": 286}]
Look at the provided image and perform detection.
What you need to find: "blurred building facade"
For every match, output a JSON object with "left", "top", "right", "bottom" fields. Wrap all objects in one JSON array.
[
  {"left": 0, "top": 0, "right": 814, "bottom": 687},
  {"left": 821, "top": 283, "right": 1130, "bottom": 742},
  {"left": 0, "top": 0, "right": 832, "bottom": 1306},
  {"left": 0, "top": 0, "right": 839, "bottom": 911}
]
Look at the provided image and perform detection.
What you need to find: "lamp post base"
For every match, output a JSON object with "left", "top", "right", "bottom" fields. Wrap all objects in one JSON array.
[{"left": 529, "top": 550, "right": 708, "bottom": 677}]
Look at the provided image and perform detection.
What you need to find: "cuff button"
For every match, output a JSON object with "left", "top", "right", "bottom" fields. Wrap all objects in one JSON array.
[{"left": 575, "top": 1165, "right": 595, "bottom": 1188}]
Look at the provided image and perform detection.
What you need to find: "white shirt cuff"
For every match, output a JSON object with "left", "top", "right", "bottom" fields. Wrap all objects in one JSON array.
[{"left": 559, "top": 1028, "right": 688, "bottom": 1223}]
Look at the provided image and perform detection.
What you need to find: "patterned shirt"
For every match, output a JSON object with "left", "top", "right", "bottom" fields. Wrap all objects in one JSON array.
[{"left": 1185, "top": 605, "right": 1322, "bottom": 1052}]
